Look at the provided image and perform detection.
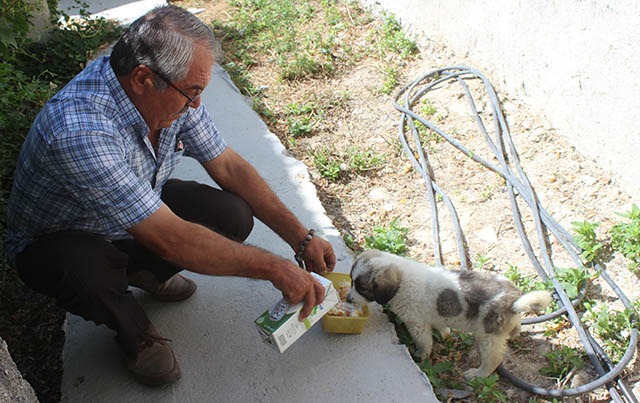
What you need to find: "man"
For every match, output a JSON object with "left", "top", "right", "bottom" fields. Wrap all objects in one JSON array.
[{"left": 4, "top": 5, "right": 336, "bottom": 386}]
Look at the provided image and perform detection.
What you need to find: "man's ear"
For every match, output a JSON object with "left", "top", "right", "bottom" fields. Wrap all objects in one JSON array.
[{"left": 129, "top": 65, "right": 155, "bottom": 96}]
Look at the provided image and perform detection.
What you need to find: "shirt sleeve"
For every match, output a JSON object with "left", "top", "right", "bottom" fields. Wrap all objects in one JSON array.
[
  {"left": 179, "top": 104, "right": 227, "bottom": 162},
  {"left": 48, "top": 130, "right": 162, "bottom": 233}
]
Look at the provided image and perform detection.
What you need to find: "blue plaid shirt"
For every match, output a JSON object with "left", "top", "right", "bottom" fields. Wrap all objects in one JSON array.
[{"left": 4, "top": 56, "right": 227, "bottom": 266}]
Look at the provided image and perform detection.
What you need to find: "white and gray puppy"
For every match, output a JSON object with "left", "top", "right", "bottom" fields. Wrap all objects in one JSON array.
[{"left": 347, "top": 249, "right": 552, "bottom": 379}]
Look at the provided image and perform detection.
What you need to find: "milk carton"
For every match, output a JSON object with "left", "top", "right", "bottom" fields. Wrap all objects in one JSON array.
[{"left": 254, "top": 272, "right": 339, "bottom": 353}]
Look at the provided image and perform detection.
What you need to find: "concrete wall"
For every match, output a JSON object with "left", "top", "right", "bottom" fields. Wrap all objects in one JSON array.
[{"left": 360, "top": 0, "right": 640, "bottom": 200}]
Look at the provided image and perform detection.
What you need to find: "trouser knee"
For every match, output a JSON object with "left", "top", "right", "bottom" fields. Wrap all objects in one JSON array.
[
  {"left": 16, "top": 230, "right": 150, "bottom": 356},
  {"left": 161, "top": 178, "right": 254, "bottom": 242}
]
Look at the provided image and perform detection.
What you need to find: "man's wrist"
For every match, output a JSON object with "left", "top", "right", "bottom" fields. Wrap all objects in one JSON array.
[{"left": 294, "top": 228, "right": 315, "bottom": 269}]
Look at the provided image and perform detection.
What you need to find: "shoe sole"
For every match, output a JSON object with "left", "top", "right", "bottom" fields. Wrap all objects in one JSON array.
[{"left": 134, "top": 365, "right": 181, "bottom": 387}]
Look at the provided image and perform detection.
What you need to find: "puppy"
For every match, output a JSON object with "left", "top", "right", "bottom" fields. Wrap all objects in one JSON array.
[{"left": 347, "top": 249, "right": 552, "bottom": 379}]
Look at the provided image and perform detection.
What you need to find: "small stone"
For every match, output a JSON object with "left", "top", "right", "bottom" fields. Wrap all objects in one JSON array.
[
  {"left": 477, "top": 225, "right": 498, "bottom": 243},
  {"left": 369, "top": 187, "right": 390, "bottom": 200},
  {"left": 436, "top": 388, "right": 473, "bottom": 400},
  {"left": 579, "top": 175, "right": 597, "bottom": 186}
]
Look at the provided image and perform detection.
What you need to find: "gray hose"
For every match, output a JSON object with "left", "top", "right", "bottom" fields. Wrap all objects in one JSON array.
[{"left": 392, "top": 66, "right": 638, "bottom": 401}]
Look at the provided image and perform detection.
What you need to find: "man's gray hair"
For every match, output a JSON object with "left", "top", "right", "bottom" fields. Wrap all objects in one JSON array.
[{"left": 110, "top": 5, "right": 221, "bottom": 89}]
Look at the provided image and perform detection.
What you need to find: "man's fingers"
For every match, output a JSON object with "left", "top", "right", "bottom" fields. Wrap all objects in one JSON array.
[
  {"left": 306, "top": 239, "right": 336, "bottom": 274},
  {"left": 299, "top": 284, "right": 316, "bottom": 320},
  {"left": 313, "top": 279, "right": 325, "bottom": 304},
  {"left": 325, "top": 247, "right": 336, "bottom": 272}
]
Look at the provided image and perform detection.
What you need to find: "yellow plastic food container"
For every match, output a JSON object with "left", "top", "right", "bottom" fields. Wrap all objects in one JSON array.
[{"left": 321, "top": 272, "right": 370, "bottom": 334}]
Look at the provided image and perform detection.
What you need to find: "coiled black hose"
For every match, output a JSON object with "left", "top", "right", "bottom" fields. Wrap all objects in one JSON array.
[{"left": 392, "top": 66, "right": 638, "bottom": 401}]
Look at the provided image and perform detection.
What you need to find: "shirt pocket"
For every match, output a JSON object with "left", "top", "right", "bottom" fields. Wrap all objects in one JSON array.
[{"left": 155, "top": 147, "right": 185, "bottom": 189}]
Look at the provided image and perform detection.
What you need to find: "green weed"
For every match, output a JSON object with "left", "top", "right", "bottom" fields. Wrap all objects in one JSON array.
[
  {"left": 219, "top": 0, "right": 360, "bottom": 82},
  {"left": 583, "top": 302, "right": 639, "bottom": 362},
  {"left": 504, "top": 264, "right": 546, "bottom": 292},
  {"left": 539, "top": 346, "right": 585, "bottom": 381},
  {"left": 377, "top": 64, "right": 399, "bottom": 95},
  {"left": 473, "top": 254, "right": 493, "bottom": 271},
  {"left": 310, "top": 147, "right": 341, "bottom": 180},
  {"left": 286, "top": 101, "right": 319, "bottom": 116},
  {"left": 418, "top": 360, "right": 457, "bottom": 391},
  {"left": 611, "top": 204, "right": 640, "bottom": 273},
  {"left": 506, "top": 264, "right": 590, "bottom": 302},
  {"left": 342, "top": 233, "right": 358, "bottom": 251},
  {"left": 571, "top": 220, "right": 603, "bottom": 263},
  {"left": 287, "top": 116, "right": 314, "bottom": 137},
  {"left": 17, "top": 15, "right": 122, "bottom": 82},
  {"left": 420, "top": 98, "right": 438, "bottom": 117},
  {"left": 365, "top": 218, "right": 409, "bottom": 255},
  {"left": 466, "top": 374, "right": 508, "bottom": 403},
  {"left": 480, "top": 185, "right": 494, "bottom": 202},
  {"left": 285, "top": 102, "right": 319, "bottom": 137},
  {"left": 551, "top": 266, "right": 592, "bottom": 301},
  {"left": 379, "top": 12, "right": 418, "bottom": 58},
  {"left": 346, "top": 147, "right": 386, "bottom": 172}
]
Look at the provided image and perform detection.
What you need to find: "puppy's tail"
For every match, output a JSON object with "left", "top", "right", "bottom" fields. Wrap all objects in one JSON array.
[{"left": 512, "top": 290, "right": 552, "bottom": 313}]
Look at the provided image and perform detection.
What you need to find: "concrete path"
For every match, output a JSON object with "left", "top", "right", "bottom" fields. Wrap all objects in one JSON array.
[{"left": 58, "top": 3, "right": 438, "bottom": 402}]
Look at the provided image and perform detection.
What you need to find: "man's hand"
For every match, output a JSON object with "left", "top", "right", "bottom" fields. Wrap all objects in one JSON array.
[
  {"left": 271, "top": 259, "right": 326, "bottom": 320},
  {"left": 301, "top": 235, "right": 336, "bottom": 275}
]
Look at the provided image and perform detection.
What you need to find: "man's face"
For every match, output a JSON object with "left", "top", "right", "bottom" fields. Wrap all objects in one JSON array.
[{"left": 151, "top": 45, "right": 213, "bottom": 130}]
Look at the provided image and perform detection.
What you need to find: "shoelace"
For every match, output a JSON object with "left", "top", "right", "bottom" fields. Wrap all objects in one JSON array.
[{"left": 138, "top": 331, "right": 172, "bottom": 350}]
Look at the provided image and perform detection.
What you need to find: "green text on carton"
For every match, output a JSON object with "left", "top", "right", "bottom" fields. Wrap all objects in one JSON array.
[{"left": 254, "top": 272, "right": 339, "bottom": 353}]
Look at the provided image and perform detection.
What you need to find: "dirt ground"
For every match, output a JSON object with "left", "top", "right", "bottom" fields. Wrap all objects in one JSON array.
[{"left": 185, "top": 1, "right": 640, "bottom": 401}]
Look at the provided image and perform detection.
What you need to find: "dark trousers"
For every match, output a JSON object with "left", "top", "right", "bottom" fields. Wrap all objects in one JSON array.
[{"left": 15, "top": 179, "right": 254, "bottom": 357}]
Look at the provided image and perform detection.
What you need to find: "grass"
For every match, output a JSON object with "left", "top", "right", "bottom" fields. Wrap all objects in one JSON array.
[
  {"left": 210, "top": 0, "right": 417, "bottom": 125},
  {"left": 212, "top": 0, "right": 363, "bottom": 88}
]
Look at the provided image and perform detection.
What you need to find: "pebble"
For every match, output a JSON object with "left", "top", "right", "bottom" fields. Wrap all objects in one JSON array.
[
  {"left": 477, "top": 225, "right": 498, "bottom": 243},
  {"left": 369, "top": 187, "right": 391, "bottom": 200}
]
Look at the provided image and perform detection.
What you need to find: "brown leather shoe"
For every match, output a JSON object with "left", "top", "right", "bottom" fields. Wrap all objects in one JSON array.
[
  {"left": 121, "top": 324, "right": 180, "bottom": 386},
  {"left": 129, "top": 271, "right": 197, "bottom": 302}
]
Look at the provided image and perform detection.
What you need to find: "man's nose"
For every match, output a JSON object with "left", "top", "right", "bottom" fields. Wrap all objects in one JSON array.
[{"left": 190, "top": 95, "right": 202, "bottom": 108}]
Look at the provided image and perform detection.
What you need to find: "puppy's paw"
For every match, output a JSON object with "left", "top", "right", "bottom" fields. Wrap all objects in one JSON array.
[
  {"left": 414, "top": 347, "right": 429, "bottom": 361},
  {"left": 463, "top": 368, "right": 491, "bottom": 380}
]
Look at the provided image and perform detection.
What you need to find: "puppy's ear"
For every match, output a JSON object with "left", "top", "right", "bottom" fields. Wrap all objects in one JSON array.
[{"left": 372, "top": 265, "right": 401, "bottom": 305}]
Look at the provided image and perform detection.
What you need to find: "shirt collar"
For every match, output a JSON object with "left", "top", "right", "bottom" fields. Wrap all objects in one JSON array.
[{"left": 102, "top": 56, "right": 150, "bottom": 137}]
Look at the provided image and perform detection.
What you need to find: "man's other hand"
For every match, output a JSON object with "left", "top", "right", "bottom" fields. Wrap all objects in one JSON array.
[{"left": 302, "top": 235, "right": 336, "bottom": 275}]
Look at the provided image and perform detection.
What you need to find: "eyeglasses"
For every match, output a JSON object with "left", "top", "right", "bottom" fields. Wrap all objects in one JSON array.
[{"left": 149, "top": 68, "right": 198, "bottom": 105}]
